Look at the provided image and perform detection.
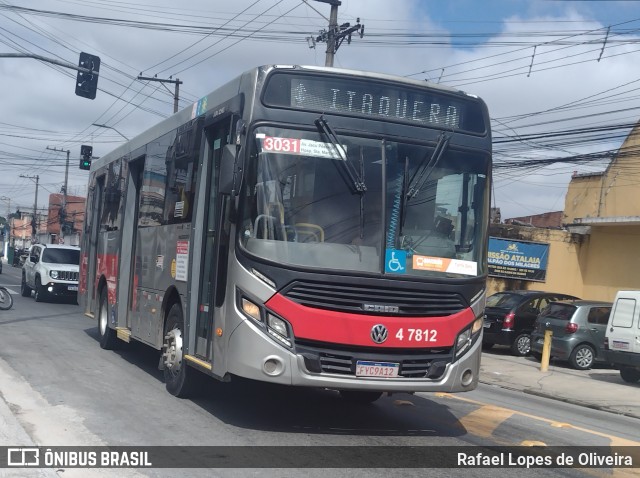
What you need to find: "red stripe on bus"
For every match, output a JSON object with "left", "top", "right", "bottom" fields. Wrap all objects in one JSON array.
[{"left": 265, "top": 293, "right": 474, "bottom": 348}]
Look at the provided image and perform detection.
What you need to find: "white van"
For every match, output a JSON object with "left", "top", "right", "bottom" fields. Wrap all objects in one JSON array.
[{"left": 604, "top": 290, "right": 640, "bottom": 383}]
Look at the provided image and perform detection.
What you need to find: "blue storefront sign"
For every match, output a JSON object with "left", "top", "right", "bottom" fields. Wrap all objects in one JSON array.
[{"left": 488, "top": 237, "right": 549, "bottom": 281}]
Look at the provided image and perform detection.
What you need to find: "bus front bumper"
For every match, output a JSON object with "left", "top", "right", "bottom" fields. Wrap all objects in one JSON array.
[{"left": 225, "top": 318, "right": 481, "bottom": 393}]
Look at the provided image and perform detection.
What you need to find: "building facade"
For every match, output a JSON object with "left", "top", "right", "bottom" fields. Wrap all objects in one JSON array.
[{"left": 489, "top": 123, "right": 640, "bottom": 302}]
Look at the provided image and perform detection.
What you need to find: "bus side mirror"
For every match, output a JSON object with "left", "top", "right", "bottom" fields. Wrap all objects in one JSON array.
[{"left": 219, "top": 144, "right": 237, "bottom": 195}]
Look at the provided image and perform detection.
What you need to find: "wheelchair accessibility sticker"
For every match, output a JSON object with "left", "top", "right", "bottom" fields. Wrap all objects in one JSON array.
[{"left": 385, "top": 249, "right": 407, "bottom": 274}]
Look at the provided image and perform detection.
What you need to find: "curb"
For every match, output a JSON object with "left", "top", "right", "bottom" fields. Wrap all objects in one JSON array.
[{"left": 479, "top": 379, "right": 640, "bottom": 420}]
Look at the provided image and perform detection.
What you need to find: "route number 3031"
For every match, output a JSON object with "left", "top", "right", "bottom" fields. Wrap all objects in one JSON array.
[{"left": 395, "top": 328, "right": 438, "bottom": 342}]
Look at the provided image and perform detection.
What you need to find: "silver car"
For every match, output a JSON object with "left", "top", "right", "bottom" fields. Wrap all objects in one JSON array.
[{"left": 531, "top": 300, "right": 612, "bottom": 370}]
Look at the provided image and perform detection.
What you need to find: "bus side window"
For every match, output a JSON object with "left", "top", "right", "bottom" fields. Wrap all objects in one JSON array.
[
  {"left": 100, "top": 158, "right": 123, "bottom": 230},
  {"left": 164, "top": 127, "right": 199, "bottom": 225},
  {"left": 165, "top": 162, "right": 196, "bottom": 224},
  {"left": 139, "top": 131, "right": 175, "bottom": 227}
]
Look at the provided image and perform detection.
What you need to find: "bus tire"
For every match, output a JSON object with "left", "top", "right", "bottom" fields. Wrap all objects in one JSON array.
[
  {"left": 339, "top": 390, "right": 383, "bottom": 404},
  {"left": 163, "top": 304, "right": 197, "bottom": 398},
  {"left": 98, "top": 288, "right": 118, "bottom": 350}
]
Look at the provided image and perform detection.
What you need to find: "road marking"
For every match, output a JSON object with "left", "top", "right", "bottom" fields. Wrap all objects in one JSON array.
[
  {"left": 441, "top": 392, "right": 640, "bottom": 446},
  {"left": 439, "top": 393, "right": 640, "bottom": 477},
  {"left": 0, "top": 287, "right": 19, "bottom": 294},
  {"left": 393, "top": 399, "right": 415, "bottom": 407},
  {"left": 456, "top": 405, "right": 515, "bottom": 438}
]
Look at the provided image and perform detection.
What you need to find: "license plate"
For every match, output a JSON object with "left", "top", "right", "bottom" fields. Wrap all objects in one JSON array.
[
  {"left": 611, "top": 340, "right": 630, "bottom": 351},
  {"left": 355, "top": 361, "right": 399, "bottom": 378},
  {"left": 68, "top": 285, "right": 78, "bottom": 291},
  {"left": 537, "top": 338, "right": 544, "bottom": 344},
  {"left": 483, "top": 322, "right": 491, "bottom": 328}
]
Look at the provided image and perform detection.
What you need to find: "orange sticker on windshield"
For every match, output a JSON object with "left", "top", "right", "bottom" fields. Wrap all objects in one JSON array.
[{"left": 413, "top": 256, "right": 451, "bottom": 272}]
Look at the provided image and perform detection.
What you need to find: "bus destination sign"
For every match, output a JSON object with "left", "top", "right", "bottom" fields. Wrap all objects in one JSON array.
[{"left": 263, "top": 73, "right": 486, "bottom": 133}]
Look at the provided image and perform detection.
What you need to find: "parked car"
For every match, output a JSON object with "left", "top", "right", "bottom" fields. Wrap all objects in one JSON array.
[
  {"left": 531, "top": 300, "right": 612, "bottom": 370},
  {"left": 21, "top": 244, "right": 80, "bottom": 303},
  {"left": 483, "top": 290, "right": 580, "bottom": 356},
  {"left": 604, "top": 291, "right": 640, "bottom": 383}
]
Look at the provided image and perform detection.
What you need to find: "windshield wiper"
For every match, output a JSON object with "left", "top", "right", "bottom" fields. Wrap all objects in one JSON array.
[
  {"left": 315, "top": 115, "right": 366, "bottom": 194},
  {"left": 399, "top": 132, "right": 450, "bottom": 231},
  {"left": 406, "top": 132, "right": 450, "bottom": 202}
]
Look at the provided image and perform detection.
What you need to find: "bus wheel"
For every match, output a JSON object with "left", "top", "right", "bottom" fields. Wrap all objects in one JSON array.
[
  {"left": 163, "top": 304, "right": 197, "bottom": 398},
  {"left": 339, "top": 391, "right": 383, "bottom": 404},
  {"left": 98, "top": 288, "right": 118, "bottom": 350}
]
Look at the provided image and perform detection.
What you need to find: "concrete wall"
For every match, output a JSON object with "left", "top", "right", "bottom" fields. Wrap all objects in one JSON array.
[
  {"left": 563, "top": 173, "right": 603, "bottom": 224},
  {"left": 599, "top": 128, "right": 640, "bottom": 218},
  {"left": 504, "top": 211, "right": 563, "bottom": 228},
  {"left": 578, "top": 225, "right": 640, "bottom": 301},
  {"left": 565, "top": 125, "right": 640, "bottom": 223}
]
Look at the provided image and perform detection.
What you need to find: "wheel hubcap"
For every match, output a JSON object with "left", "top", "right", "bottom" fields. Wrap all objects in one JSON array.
[
  {"left": 518, "top": 336, "right": 531, "bottom": 354},
  {"left": 163, "top": 327, "right": 183, "bottom": 374},
  {"left": 576, "top": 348, "right": 592, "bottom": 368}
]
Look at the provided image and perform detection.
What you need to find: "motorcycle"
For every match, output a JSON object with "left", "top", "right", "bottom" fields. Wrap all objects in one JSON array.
[{"left": 0, "top": 286, "right": 13, "bottom": 310}]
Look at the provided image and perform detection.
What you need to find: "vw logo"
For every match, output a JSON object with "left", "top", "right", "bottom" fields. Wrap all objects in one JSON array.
[{"left": 370, "top": 324, "right": 388, "bottom": 344}]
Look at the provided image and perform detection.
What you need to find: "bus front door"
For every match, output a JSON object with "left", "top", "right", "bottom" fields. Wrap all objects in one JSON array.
[
  {"left": 192, "top": 119, "right": 231, "bottom": 362},
  {"left": 84, "top": 175, "right": 103, "bottom": 314}
]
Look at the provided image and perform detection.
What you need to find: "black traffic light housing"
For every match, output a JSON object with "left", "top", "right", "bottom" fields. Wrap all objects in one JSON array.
[
  {"left": 75, "top": 52, "right": 100, "bottom": 100},
  {"left": 80, "top": 145, "right": 93, "bottom": 170}
]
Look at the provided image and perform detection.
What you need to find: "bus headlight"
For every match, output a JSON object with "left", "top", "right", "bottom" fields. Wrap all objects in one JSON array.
[
  {"left": 241, "top": 297, "right": 262, "bottom": 322},
  {"left": 455, "top": 317, "right": 483, "bottom": 358},
  {"left": 267, "top": 314, "right": 292, "bottom": 348},
  {"left": 237, "top": 289, "right": 293, "bottom": 348}
]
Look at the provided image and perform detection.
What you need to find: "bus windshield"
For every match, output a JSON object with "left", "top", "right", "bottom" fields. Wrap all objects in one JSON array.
[{"left": 240, "top": 126, "right": 490, "bottom": 278}]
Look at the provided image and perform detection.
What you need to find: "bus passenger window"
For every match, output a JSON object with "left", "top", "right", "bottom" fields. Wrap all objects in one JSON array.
[
  {"left": 100, "top": 158, "right": 123, "bottom": 230},
  {"left": 164, "top": 140, "right": 198, "bottom": 225}
]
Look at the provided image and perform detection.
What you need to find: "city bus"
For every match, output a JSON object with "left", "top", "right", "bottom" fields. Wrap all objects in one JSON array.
[{"left": 79, "top": 65, "right": 492, "bottom": 403}]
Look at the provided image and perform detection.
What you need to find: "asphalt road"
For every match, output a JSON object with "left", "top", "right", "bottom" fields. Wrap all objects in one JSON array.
[{"left": 0, "top": 263, "right": 637, "bottom": 478}]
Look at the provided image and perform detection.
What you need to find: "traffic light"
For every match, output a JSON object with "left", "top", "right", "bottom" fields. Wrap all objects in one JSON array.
[
  {"left": 75, "top": 52, "right": 100, "bottom": 100},
  {"left": 80, "top": 145, "right": 93, "bottom": 170}
]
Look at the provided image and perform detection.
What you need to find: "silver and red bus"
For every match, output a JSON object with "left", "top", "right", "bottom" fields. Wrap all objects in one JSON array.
[{"left": 79, "top": 65, "right": 492, "bottom": 403}]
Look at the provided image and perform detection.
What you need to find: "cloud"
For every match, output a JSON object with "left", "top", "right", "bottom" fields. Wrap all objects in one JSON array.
[{"left": 0, "top": 0, "right": 638, "bottom": 222}]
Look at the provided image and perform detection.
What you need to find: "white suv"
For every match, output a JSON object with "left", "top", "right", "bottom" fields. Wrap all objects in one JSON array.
[{"left": 21, "top": 244, "right": 80, "bottom": 302}]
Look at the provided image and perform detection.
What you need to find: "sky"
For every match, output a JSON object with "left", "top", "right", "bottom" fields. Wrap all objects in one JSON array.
[{"left": 1, "top": 0, "right": 639, "bottom": 221}]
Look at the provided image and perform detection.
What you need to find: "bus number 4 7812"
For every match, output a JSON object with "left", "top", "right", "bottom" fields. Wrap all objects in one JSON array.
[{"left": 395, "top": 328, "right": 438, "bottom": 342}]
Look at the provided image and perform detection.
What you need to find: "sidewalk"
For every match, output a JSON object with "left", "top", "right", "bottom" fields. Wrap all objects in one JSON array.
[
  {"left": 0, "top": 391, "right": 58, "bottom": 477},
  {"left": 480, "top": 349, "right": 640, "bottom": 419}
]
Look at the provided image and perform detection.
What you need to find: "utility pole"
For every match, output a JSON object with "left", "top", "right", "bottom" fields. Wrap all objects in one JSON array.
[
  {"left": 308, "top": 0, "right": 364, "bottom": 67},
  {"left": 326, "top": 1, "right": 339, "bottom": 67},
  {"left": 20, "top": 174, "right": 39, "bottom": 241},
  {"left": 46, "top": 146, "right": 70, "bottom": 243},
  {"left": 137, "top": 75, "right": 182, "bottom": 113}
]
